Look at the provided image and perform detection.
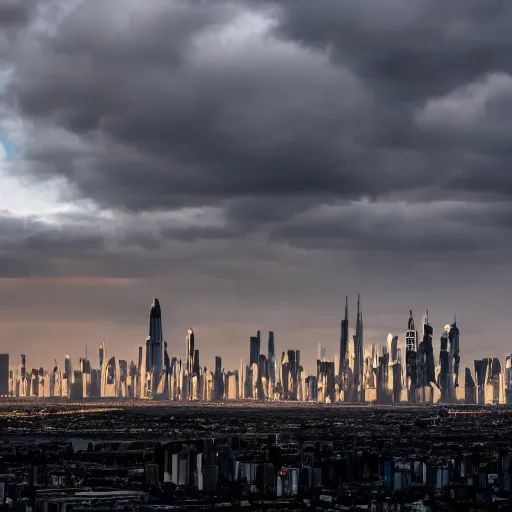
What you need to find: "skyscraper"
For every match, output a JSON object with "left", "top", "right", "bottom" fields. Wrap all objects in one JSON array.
[
  {"left": 268, "top": 331, "right": 275, "bottom": 396},
  {"left": 64, "top": 355, "right": 72, "bottom": 381},
  {"left": 465, "top": 367, "right": 476, "bottom": 404},
  {"left": 505, "top": 355, "right": 512, "bottom": 404},
  {"left": 438, "top": 325, "right": 451, "bottom": 402},
  {"left": 416, "top": 311, "right": 435, "bottom": 402},
  {"left": 164, "top": 342, "right": 170, "bottom": 370},
  {"left": 186, "top": 327, "right": 195, "bottom": 377},
  {"left": 353, "top": 294, "right": 364, "bottom": 401},
  {"left": 405, "top": 310, "right": 418, "bottom": 401},
  {"left": 435, "top": 318, "right": 460, "bottom": 404},
  {"left": 193, "top": 349, "right": 200, "bottom": 376},
  {"left": 268, "top": 332, "right": 275, "bottom": 364},
  {"left": 148, "top": 298, "right": 164, "bottom": 378},
  {"left": 449, "top": 317, "right": 460, "bottom": 390},
  {"left": 213, "top": 356, "right": 223, "bottom": 401},
  {"left": 20, "top": 354, "right": 26, "bottom": 383},
  {"left": 99, "top": 342, "right": 105, "bottom": 368},
  {"left": 317, "top": 359, "right": 335, "bottom": 403},
  {"left": 250, "top": 335, "right": 260, "bottom": 367},
  {"left": 0, "top": 354, "right": 8, "bottom": 396},
  {"left": 423, "top": 312, "right": 436, "bottom": 385},
  {"left": 339, "top": 296, "right": 349, "bottom": 387}
]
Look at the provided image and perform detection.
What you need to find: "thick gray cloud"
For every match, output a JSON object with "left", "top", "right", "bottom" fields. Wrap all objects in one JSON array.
[
  {"left": 0, "top": 0, "right": 38, "bottom": 60},
  {"left": 1, "top": 0, "right": 512, "bottom": 372},
  {"left": 1, "top": 0, "right": 426, "bottom": 214},
  {"left": 271, "top": 1, "right": 512, "bottom": 197},
  {"left": 3, "top": 0, "right": 512, "bottom": 256},
  {"left": 273, "top": 1, "right": 512, "bottom": 98},
  {"left": 4, "top": 0, "right": 512, "bottom": 214},
  {"left": 0, "top": 0, "right": 36, "bottom": 28}
]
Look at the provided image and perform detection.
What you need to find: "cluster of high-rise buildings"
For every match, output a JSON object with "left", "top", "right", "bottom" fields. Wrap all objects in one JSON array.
[{"left": 3, "top": 296, "right": 512, "bottom": 404}]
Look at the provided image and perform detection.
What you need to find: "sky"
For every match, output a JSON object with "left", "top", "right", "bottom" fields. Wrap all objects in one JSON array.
[{"left": 1, "top": 0, "right": 512, "bottom": 377}]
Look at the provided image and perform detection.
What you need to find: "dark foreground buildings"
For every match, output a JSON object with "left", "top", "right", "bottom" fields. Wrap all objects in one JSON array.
[{"left": 0, "top": 403, "right": 511, "bottom": 511}]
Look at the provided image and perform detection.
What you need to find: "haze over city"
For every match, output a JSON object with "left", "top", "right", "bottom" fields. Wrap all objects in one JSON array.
[{"left": 1, "top": 0, "right": 512, "bottom": 375}]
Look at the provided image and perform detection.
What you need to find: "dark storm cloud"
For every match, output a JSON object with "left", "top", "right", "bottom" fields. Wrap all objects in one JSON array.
[
  {"left": 2, "top": 0, "right": 512, "bottom": 270},
  {"left": 5, "top": 0, "right": 512, "bottom": 211},
  {"left": 0, "top": 213, "right": 44, "bottom": 244},
  {"left": 0, "top": 207, "right": 240, "bottom": 277},
  {"left": 0, "top": 0, "right": 38, "bottom": 60},
  {"left": 269, "top": 200, "right": 512, "bottom": 255},
  {"left": 0, "top": 0, "right": 36, "bottom": 28},
  {"left": 4, "top": 0, "right": 432, "bottom": 214},
  {"left": 0, "top": 212, "right": 107, "bottom": 277},
  {"left": 269, "top": 0, "right": 512, "bottom": 198},
  {"left": 272, "top": 1, "right": 512, "bottom": 100}
]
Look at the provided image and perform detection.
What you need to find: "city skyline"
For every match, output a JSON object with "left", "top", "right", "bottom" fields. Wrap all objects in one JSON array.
[
  {"left": 4, "top": 294, "right": 510, "bottom": 402},
  {"left": 2, "top": 1, "right": 512, "bottom": 372},
  {"left": 1, "top": 294, "right": 493, "bottom": 380}
]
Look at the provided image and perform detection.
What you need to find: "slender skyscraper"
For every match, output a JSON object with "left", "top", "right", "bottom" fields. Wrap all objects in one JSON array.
[
  {"left": 449, "top": 316, "right": 460, "bottom": 390},
  {"left": 339, "top": 296, "right": 349, "bottom": 391},
  {"left": 416, "top": 310, "right": 435, "bottom": 402},
  {"left": 148, "top": 298, "right": 163, "bottom": 378},
  {"left": 268, "top": 331, "right": 275, "bottom": 395},
  {"left": 465, "top": 367, "right": 476, "bottom": 404},
  {"left": 99, "top": 342, "right": 105, "bottom": 369},
  {"left": 64, "top": 355, "right": 72, "bottom": 381},
  {"left": 20, "top": 354, "right": 26, "bottom": 381},
  {"left": 186, "top": 327, "right": 195, "bottom": 377},
  {"left": 164, "top": 342, "right": 170, "bottom": 370},
  {"left": 193, "top": 349, "right": 200, "bottom": 376},
  {"left": 353, "top": 294, "right": 364, "bottom": 401},
  {"left": 268, "top": 332, "right": 275, "bottom": 364},
  {"left": 438, "top": 325, "right": 451, "bottom": 402},
  {"left": 423, "top": 311, "right": 436, "bottom": 385},
  {"left": 250, "top": 335, "right": 260, "bottom": 367},
  {"left": 505, "top": 355, "right": 512, "bottom": 404},
  {"left": 213, "top": 356, "right": 223, "bottom": 401},
  {"left": 405, "top": 310, "right": 418, "bottom": 401},
  {"left": 433, "top": 318, "right": 458, "bottom": 403}
]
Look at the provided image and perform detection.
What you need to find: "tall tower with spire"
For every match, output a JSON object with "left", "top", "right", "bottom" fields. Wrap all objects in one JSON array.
[
  {"left": 186, "top": 327, "right": 195, "bottom": 377},
  {"left": 268, "top": 331, "right": 276, "bottom": 396},
  {"left": 148, "top": 298, "right": 163, "bottom": 388},
  {"left": 405, "top": 310, "right": 418, "bottom": 401},
  {"left": 423, "top": 311, "right": 435, "bottom": 385},
  {"left": 416, "top": 309, "right": 435, "bottom": 402},
  {"left": 353, "top": 294, "right": 364, "bottom": 401},
  {"left": 339, "top": 296, "right": 349, "bottom": 392},
  {"left": 338, "top": 295, "right": 348, "bottom": 398},
  {"left": 449, "top": 315, "right": 460, "bottom": 392}
]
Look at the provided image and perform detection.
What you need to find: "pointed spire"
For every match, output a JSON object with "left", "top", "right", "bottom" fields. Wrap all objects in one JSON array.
[
  {"left": 345, "top": 295, "right": 348, "bottom": 320},
  {"left": 408, "top": 310, "right": 415, "bottom": 330},
  {"left": 357, "top": 293, "right": 361, "bottom": 320},
  {"left": 453, "top": 313, "right": 456, "bottom": 326}
]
